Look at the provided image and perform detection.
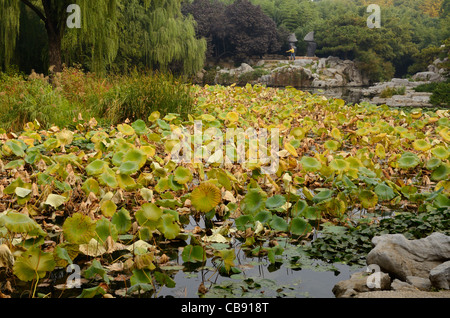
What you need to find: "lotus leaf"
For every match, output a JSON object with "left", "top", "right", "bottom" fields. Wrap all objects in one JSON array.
[
  {"left": 431, "top": 146, "right": 449, "bottom": 160},
  {"left": 13, "top": 247, "right": 55, "bottom": 282},
  {"left": 412, "top": 139, "right": 431, "bottom": 152},
  {"left": 300, "top": 156, "right": 322, "bottom": 172},
  {"left": 62, "top": 213, "right": 96, "bottom": 244},
  {"left": 241, "top": 188, "right": 268, "bottom": 215},
  {"left": 191, "top": 183, "right": 222, "bottom": 213},
  {"left": 397, "top": 152, "right": 420, "bottom": 169},
  {"left": 111, "top": 208, "right": 132, "bottom": 234},
  {"left": 265, "top": 195, "right": 286, "bottom": 210},
  {"left": 358, "top": 190, "right": 378, "bottom": 209},
  {"left": 173, "top": 166, "right": 193, "bottom": 184}
]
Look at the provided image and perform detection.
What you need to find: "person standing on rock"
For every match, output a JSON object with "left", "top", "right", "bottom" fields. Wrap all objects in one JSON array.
[{"left": 287, "top": 46, "right": 295, "bottom": 61}]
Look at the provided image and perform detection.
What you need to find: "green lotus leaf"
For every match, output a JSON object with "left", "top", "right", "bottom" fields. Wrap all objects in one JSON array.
[
  {"left": 98, "top": 168, "right": 118, "bottom": 188},
  {"left": 300, "top": 156, "right": 322, "bottom": 172},
  {"left": 329, "top": 159, "right": 349, "bottom": 172},
  {"left": 95, "top": 217, "right": 119, "bottom": 243},
  {"left": 426, "top": 158, "right": 442, "bottom": 170},
  {"left": 13, "top": 247, "right": 55, "bottom": 282},
  {"left": 4, "top": 178, "right": 25, "bottom": 195},
  {"left": 254, "top": 210, "right": 272, "bottom": 224},
  {"left": 290, "top": 217, "right": 312, "bottom": 236},
  {"left": 191, "top": 183, "right": 222, "bottom": 213},
  {"left": 5, "top": 140, "right": 26, "bottom": 157},
  {"left": 81, "top": 178, "right": 100, "bottom": 195},
  {"left": 136, "top": 203, "right": 163, "bottom": 229},
  {"left": 111, "top": 208, "right": 132, "bottom": 234},
  {"left": 241, "top": 188, "right": 268, "bottom": 215},
  {"left": 157, "top": 119, "right": 171, "bottom": 131},
  {"left": 412, "top": 139, "right": 431, "bottom": 152},
  {"left": 158, "top": 213, "right": 181, "bottom": 240},
  {"left": 119, "top": 161, "right": 140, "bottom": 175},
  {"left": 324, "top": 140, "right": 340, "bottom": 151},
  {"left": 290, "top": 127, "right": 305, "bottom": 139},
  {"left": 269, "top": 215, "right": 289, "bottom": 232},
  {"left": 112, "top": 151, "right": 125, "bottom": 166},
  {"left": 312, "top": 189, "right": 333, "bottom": 203},
  {"left": 431, "top": 146, "right": 449, "bottom": 160},
  {"left": 100, "top": 200, "right": 117, "bottom": 218},
  {"left": 62, "top": 213, "right": 96, "bottom": 244},
  {"left": 431, "top": 164, "right": 450, "bottom": 181},
  {"left": 265, "top": 195, "right": 286, "bottom": 210},
  {"left": 397, "top": 152, "right": 420, "bottom": 169},
  {"left": 123, "top": 148, "right": 147, "bottom": 169},
  {"left": 3, "top": 212, "right": 43, "bottom": 235},
  {"left": 43, "top": 138, "right": 60, "bottom": 151},
  {"left": 4, "top": 159, "right": 25, "bottom": 170},
  {"left": 131, "top": 119, "right": 148, "bottom": 135},
  {"left": 173, "top": 166, "right": 193, "bottom": 185},
  {"left": 117, "top": 173, "right": 137, "bottom": 191},
  {"left": 358, "top": 190, "right": 378, "bottom": 209},
  {"left": 181, "top": 245, "right": 206, "bottom": 263},
  {"left": 290, "top": 199, "right": 308, "bottom": 218},
  {"left": 85, "top": 160, "right": 108, "bottom": 176},
  {"left": 374, "top": 183, "right": 395, "bottom": 201}
]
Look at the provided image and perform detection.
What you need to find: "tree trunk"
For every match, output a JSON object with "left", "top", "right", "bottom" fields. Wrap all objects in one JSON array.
[{"left": 47, "top": 28, "right": 62, "bottom": 73}]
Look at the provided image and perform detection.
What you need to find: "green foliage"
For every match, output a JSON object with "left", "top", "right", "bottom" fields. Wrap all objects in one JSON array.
[
  {"left": 0, "top": 73, "right": 78, "bottom": 131},
  {"left": 380, "top": 86, "right": 407, "bottom": 98},
  {"left": 415, "top": 79, "right": 450, "bottom": 107},
  {"left": 95, "top": 71, "right": 194, "bottom": 124}
]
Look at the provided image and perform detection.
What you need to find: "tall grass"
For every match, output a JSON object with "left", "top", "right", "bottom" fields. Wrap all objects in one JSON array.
[
  {"left": 0, "top": 72, "right": 78, "bottom": 131},
  {"left": 93, "top": 71, "right": 194, "bottom": 125},
  {"left": 0, "top": 68, "right": 195, "bottom": 132}
]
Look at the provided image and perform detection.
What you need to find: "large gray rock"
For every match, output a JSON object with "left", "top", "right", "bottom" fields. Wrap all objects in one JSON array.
[
  {"left": 332, "top": 271, "right": 391, "bottom": 298},
  {"left": 429, "top": 261, "right": 450, "bottom": 290},
  {"left": 366, "top": 233, "right": 450, "bottom": 281}
]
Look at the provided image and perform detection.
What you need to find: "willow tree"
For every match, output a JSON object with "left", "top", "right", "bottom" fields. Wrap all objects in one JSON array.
[
  {"left": 1, "top": 0, "right": 206, "bottom": 75},
  {"left": 143, "top": 0, "right": 206, "bottom": 74},
  {"left": 0, "top": 0, "right": 118, "bottom": 73}
]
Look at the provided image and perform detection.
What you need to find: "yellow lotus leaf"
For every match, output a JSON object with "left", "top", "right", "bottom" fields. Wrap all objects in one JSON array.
[
  {"left": 284, "top": 142, "right": 298, "bottom": 157},
  {"left": 226, "top": 112, "right": 239, "bottom": 122}
]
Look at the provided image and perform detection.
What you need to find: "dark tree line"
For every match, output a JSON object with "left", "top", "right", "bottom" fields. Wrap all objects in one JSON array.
[{"left": 182, "top": 0, "right": 284, "bottom": 62}]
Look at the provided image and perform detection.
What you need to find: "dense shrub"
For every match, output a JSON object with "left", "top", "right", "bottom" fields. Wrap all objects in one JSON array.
[{"left": 414, "top": 79, "right": 450, "bottom": 107}]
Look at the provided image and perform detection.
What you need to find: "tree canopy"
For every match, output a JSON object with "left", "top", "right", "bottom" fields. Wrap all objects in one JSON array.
[{"left": 0, "top": 0, "right": 206, "bottom": 75}]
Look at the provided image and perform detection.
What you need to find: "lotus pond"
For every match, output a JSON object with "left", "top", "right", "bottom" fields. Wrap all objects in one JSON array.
[{"left": 0, "top": 84, "right": 449, "bottom": 298}]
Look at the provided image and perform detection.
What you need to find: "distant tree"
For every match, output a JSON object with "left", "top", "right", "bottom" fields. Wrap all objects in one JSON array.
[
  {"left": 183, "top": 0, "right": 280, "bottom": 61},
  {"left": 224, "top": 0, "right": 281, "bottom": 60}
]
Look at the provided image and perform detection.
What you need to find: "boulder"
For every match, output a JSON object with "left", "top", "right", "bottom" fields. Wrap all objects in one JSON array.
[
  {"left": 406, "top": 276, "right": 432, "bottom": 291},
  {"left": 366, "top": 233, "right": 450, "bottom": 281},
  {"left": 429, "top": 261, "right": 450, "bottom": 290},
  {"left": 332, "top": 271, "right": 391, "bottom": 298}
]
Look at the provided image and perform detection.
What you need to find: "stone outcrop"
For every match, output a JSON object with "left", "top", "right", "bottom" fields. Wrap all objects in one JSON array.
[
  {"left": 333, "top": 233, "right": 450, "bottom": 298},
  {"left": 355, "top": 58, "right": 448, "bottom": 107},
  {"left": 203, "top": 56, "right": 370, "bottom": 88},
  {"left": 366, "top": 232, "right": 450, "bottom": 280}
]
